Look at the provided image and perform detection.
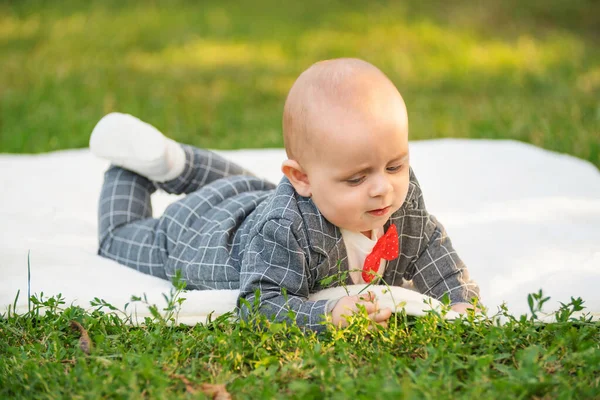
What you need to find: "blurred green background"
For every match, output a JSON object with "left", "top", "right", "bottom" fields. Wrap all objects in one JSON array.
[{"left": 1, "top": 0, "right": 599, "bottom": 168}]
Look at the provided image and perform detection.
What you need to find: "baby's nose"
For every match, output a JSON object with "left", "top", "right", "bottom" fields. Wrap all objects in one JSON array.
[{"left": 369, "top": 175, "right": 393, "bottom": 197}]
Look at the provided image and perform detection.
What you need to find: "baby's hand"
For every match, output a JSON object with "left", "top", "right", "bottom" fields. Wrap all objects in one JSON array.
[
  {"left": 330, "top": 291, "right": 392, "bottom": 328},
  {"left": 450, "top": 302, "right": 480, "bottom": 314}
]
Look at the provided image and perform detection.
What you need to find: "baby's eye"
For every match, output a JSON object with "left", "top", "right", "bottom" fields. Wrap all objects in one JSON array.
[
  {"left": 346, "top": 176, "right": 365, "bottom": 186},
  {"left": 387, "top": 164, "right": 403, "bottom": 172}
]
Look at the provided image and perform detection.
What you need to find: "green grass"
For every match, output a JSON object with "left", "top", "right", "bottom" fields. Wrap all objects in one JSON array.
[
  {"left": 0, "top": 0, "right": 599, "bottom": 168},
  {"left": 1, "top": 288, "right": 599, "bottom": 399}
]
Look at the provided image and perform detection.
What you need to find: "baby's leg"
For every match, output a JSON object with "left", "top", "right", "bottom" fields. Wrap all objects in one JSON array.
[
  {"left": 90, "top": 113, "right": 186, "bottom": 182},
  {"left": 97, "top": 166, "right": 169, "bottom": 278},
  {"left": 155, "top": 144, "right": 255, "bottom": 195},
  {"left": 93, "top": 113, "right": 263, "bottom": 277},
  {"left": 90, "top": 112, "right": 254, "bottom": 188}
]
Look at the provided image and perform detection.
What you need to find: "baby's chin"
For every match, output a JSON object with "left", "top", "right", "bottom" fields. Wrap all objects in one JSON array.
[
  {"left": 355, "top": 206, "right": 402, "bottom": 232},
  {"left": 326, "top": 208, "right": 398, "bottom": 234},
  {"left": 339, "top": 219, "right": 391, "bottom": 235}
]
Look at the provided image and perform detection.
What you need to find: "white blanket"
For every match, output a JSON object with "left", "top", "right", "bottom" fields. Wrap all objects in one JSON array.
[{"left": 1, "top": 139, "right": 599, "bottom": 323}]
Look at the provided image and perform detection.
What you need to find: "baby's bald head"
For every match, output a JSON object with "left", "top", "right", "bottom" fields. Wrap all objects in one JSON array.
[{"left": 282, "top": 58, "right": 408, "bottom": 165}]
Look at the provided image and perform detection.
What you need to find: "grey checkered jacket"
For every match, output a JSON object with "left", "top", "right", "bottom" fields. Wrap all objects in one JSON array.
[{"left": 98, "top": 145, "right": 479, "bottom": 332}]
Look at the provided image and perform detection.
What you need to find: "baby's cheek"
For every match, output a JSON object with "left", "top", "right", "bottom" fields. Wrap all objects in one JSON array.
[
  {"left": 395, "top": 177, "right": 410, "bottom": 204},
  {"left": 318, "top": 199, "right": 345, "bottom": 224},
  {"left": 325, "top": 196, "right": 359, "bottom": 226},
  {"left": 398, "top": 189, "right": 409, "bottom": 205}
]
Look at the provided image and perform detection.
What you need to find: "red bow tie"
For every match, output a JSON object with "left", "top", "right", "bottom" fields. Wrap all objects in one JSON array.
[{"left": 362, "top": 224, "right": 399, "bottom": 283}]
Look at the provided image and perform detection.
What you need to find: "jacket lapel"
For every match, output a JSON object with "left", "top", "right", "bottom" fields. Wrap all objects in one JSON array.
[
  {"left": 296, "top": 196, "right": 351, "bottom": 288},
  {"left": 383, "top": 167, "right": 421, "bottom": 285}
]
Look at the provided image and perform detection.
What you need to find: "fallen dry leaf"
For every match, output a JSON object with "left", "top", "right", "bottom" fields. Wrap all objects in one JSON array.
[
  {"left": 167, "top": 368, "right": 232, "bottom": 399},
  {"left": 70, "top": 320, "right": 92, "bottom": 355},
  {"left": 201, "top": 383, "right": 232, "bottom": 400},
  {"left": 170, "top": 373, "right": 198, "bottom": 395}
]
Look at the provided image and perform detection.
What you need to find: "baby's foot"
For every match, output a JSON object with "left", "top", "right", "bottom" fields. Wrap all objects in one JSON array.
[{"left": 89, "top": 113, "right": 186, "bottom": 182}]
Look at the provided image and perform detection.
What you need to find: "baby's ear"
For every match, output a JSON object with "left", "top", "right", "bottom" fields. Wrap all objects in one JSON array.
[{"left": 281, "top": 160, "right": 311, "bottom": 197}]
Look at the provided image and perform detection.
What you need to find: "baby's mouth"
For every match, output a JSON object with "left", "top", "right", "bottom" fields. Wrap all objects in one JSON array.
[{"left": 368, "top": 206, "right": 391, "bottom": 217}]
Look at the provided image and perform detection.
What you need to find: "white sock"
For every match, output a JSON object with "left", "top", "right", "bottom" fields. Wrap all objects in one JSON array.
[{"left": 89, "top": 113, "right": 186, "bottom": 182}]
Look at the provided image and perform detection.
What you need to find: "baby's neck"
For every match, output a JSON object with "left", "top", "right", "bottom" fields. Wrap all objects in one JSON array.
[
  {"left": 341, "top": 227, "right": 384, "bottom": 241},
  {"left": 362, "top": 227, "right": 385, "bottom": 240}
]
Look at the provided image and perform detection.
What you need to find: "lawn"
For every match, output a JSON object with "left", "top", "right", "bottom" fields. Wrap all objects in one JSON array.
[
  {"left": 1, "top": 1, "right": 599, "bottom": 398},
  {"left": 1, "top": 288, "right": 599, "bottom": 398},
  {"left": 0, "top": 0, "right": 599, "bottom": 168}
]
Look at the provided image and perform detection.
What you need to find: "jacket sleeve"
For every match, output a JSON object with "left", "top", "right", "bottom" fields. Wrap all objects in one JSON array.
[
  {"left": 402, "top": 170, "right": 480, "bottom": 305},
  {"left": 406, "top": 215, "right": 480, "bottom": 305},
  {"left": 239, "top": 218, "right": 333, "bottom": 332}
]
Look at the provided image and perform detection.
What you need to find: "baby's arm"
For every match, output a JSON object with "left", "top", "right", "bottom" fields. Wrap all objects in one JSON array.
[
  {"left": 239, "top": 218, "right": 332, "bottom": 332},
  {"left": 402, "top": 170, "right": 480, "bottom": 307},
  {"left": 239, "top": 218, "right": 391, "bottom": 331},
  {"left": 407, "top": 214, "right": 480, "bottom": 306}
]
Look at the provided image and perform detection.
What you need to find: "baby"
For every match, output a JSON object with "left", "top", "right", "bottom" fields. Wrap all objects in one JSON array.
[{"left": 90, "top": 58, "right": 480, "bottom": 332}]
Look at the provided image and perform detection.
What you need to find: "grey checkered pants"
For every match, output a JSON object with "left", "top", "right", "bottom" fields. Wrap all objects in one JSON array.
[{"left": 97, "top": 145, "right": 275, "bottom": 288}]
